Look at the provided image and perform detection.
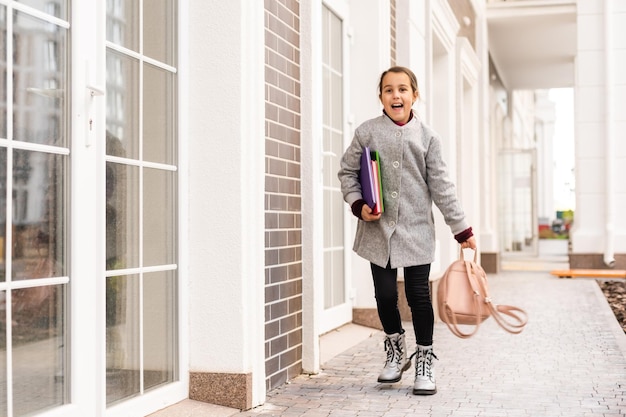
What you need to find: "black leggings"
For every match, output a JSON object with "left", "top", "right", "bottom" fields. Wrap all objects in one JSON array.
[{"left": 371, "top": 261, "right": 433, "bottom": 346}]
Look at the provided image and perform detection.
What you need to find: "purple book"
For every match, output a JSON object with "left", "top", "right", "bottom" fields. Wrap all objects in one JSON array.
[{"left": 359, "top": 146, "right": 376, "bottom": 208}]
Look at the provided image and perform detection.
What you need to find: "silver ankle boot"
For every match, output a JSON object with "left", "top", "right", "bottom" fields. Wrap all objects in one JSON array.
[
  {"left": 377, "top": 332, "right": 411, "bottom": 383},
  {"left": 412, "top": 344, "right": 438, "bottom": 395}
]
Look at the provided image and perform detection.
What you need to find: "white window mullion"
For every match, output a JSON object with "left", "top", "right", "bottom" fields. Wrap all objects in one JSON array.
[
  {"left": 5, "top": 3, "right": 14, "bottom": 414},
  {"left": 138, "top": 0, "right": 145, "bottom": 394}
]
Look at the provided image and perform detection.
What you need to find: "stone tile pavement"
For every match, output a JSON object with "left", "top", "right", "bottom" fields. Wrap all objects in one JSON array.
[{"left": 234, "top": 270, "right": 626, "bottom": 417}]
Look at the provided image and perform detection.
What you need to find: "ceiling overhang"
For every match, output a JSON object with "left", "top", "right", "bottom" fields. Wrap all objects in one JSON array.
[{"left": 486, "top": 0, "right": 577, "bottom": 90}]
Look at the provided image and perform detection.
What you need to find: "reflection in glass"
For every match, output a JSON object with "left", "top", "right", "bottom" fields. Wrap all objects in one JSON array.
[
  {"left": 0, "top": 291, "right": 4, "bottom": 412},
  {"left": 143, "top": 270, "right": 177, "bottom": 390},
  {"left": 106, "top": 0, "right": 139, "bottom": 52},
  {"left": 106, "top": 162, "right": 140, "bottom": 270},
  {"left": 143, "top": 0, "right": 177, "bottom": 66},
  {"left": 143, "top": 168, "right": 176, "bottom": 267},
  {"left": 5, "top": 285, "right": 67, "bottom": 415},
  {"left": 14, "top": 0, "right": 67, "bottom": 20},
  {"left": 0, "top": 8, "right": 7, "bottom": 139},
  {"left": 322, "top": 4, "right": 346, "bottom": 311},
  {"left": 0, "top": 148, "right": 5, "bottom": 283},
  {"left": 106, "top": 274, "right": 140, "bottom": 405},
  {"left": 143, "top": 64, "right": 176, "bottom": 165},
  {"left": 106, "top": 51, "right": 140, "bottom": 159},
  {"left": 12, "top": 11, "right": 67, "bottom": 147},
  {"left": 12, "top": 150, "right": 67, "bottom": 280}
]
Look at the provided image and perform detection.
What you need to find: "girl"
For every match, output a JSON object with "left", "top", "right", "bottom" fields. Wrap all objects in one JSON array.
[{"left": 337, "top": 66, "right": 476, "bottom": 395}]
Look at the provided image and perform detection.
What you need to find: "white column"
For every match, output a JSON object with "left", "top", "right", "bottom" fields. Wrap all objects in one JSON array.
[
  {"left": 475, "top": 3, "right": 499, "bottom": 254},
  {"left": 187, "top": 0, "right": 266, "bottom": 406},
  {"left": 571, "top": 0, "right": 626, "bottom": 261},
  {"left": 300, "top": 0, "right": 322, "bottom": 374}
]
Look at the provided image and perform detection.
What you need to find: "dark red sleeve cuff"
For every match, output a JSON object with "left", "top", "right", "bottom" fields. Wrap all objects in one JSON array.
[
  {"left": 351, "top": 199, "right": 367, "bottom": 220},
  {"left": 454, "top": 227, "right": 473, "bottom": 243}
]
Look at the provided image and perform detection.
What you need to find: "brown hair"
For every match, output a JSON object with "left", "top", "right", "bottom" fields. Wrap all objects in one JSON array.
[{"left": 377, "top": 66, "right": 420, "bottom": 99}]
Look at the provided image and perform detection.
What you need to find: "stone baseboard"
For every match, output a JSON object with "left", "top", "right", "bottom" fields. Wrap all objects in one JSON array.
[
  {"left": 189, "top": 372, "right": 251, "bottom": 410},
  {"left": 352, "top": 308, "right": 383, "bottom": 330},
  {"left": 480, "top": 252, "right": 500, "bottom": 273},
  {"left": 569, "top": 253, "right": 626, "bottom": 269}
]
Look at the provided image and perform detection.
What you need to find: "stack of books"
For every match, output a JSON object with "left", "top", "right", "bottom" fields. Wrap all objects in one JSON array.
[{"left": 360, "top": 146, "right": 384, "bottom": 215}]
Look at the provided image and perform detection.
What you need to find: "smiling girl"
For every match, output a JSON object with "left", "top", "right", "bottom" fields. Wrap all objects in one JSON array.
[{"left": 337, "top": 66, "right": 476, "bottom": 395}]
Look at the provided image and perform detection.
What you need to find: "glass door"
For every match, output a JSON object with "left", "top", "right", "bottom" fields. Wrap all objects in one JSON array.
[
  {"left": 0, "top": 2, "right": 70, "bottom": 416},
  {"left": 104, "top": 0, "right": 180, "bottom": 415},
  {"left": 321, "top": 3, "right": 351, "bottom": 333},
  {"left": 0, "top": 1, "right": 182, "bottom": 415}
]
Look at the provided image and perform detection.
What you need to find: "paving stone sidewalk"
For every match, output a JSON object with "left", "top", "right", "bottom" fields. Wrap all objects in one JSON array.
[{"left": 237, "top": 271, "right": 626, "bottom": 417}]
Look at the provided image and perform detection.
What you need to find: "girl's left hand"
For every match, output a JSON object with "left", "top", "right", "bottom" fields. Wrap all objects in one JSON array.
[{"left": 461, "top": 236, "right": 477, "bottom": 250}]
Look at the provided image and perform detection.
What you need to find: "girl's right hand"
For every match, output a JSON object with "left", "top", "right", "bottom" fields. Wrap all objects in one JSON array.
[{"left": 361, "top": 204, "right": 382, "bottom": 222}]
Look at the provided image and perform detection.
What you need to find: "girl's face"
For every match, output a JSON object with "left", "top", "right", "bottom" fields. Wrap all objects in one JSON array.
[{"left": 379, "top": 71, "right": 418, "bottom": 124}]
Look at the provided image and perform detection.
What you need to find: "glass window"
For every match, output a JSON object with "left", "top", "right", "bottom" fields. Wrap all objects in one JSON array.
[
  {"left": 10, "top": 284, "right": 67, "bottom": 414},
  {"left": 106, "top": 0, "right": 139, "bottom": 53},
  {"left": 143, "top": 270, "right": 177, "bottom": 390},
  {"left": 143, "top": 0, "right": 176, "bottom": 66},
  {"left": 321, "top": 6, "right": 345, "bottom": 310},
  {"left": 12, "top": 11, "right": 68, "bottom": 147},
  {"left": 12, "top": 150, "right": 67, "bottom": 280},
  {"left": 143, "top": 63, "right": 176, "bottom": 165},
  {"left": 0, "top": 9, "right": 6, "bottom": 139},
  {"left": 106, "top": 274, "right": 140, "bottom": 404},
  {"left": 143, "top": 168, "right": 176, "bottom": 267},
  {"left": 106, "top": 50, "right": 140, "bottom": 159},
  {"left": 106, "top": 162, "right": 140, "bottom": 270},
  {"left": 105, "top": 0, "right": 178, "bottom": 405},
  {"left": 16, "top": 0, "right": 67, "bottom": 20}
]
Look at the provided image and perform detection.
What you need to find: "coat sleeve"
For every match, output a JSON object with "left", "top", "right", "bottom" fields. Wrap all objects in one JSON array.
[
  {"left": 338, "top": 130, "right": 365, "bottom": 206},
  {"left": 423, "top": 132, "right": 469, "bottom": 235}
]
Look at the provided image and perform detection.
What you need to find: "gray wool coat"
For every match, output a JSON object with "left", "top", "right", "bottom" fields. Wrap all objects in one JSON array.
[{"left": 338, "top": 113, "right": 469, "bottom": 269}]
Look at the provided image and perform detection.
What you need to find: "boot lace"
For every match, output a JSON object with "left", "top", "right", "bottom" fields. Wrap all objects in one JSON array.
[
  {"left": 383, "top": 336, "right": 405, "bottom": 369},
  {"left": 410, "top": 348, "right": 438, "bottom": 380},
  {"left": 383, "top": 337, "right": 395, "bottom": 366}
]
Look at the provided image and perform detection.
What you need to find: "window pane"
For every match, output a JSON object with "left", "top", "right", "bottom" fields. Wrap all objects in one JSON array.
[
  {"left": 323, "top": 189, "right": 331, "bottom": 248},
  {"left": 106, "top": 274, "right": 140, "bottom": 405},
  {"left": 0, "top": 291, "right": 4, "bottom": 407},
  {"left": 331, "top": 251, "right": 345, "bottom": 305},
  {"left": 15, "top": 0, "right": 67, "bottom": 20},
  {"left": 13, "top": 11, "right": 68, "bottom": 147},
  {"left": 10, "top": 284, "right": 67, "bottom": 415},
  {"left": 329, "top": 11, "right": 342, "bottom": 72},
  {"left": 143, "top": 270, "right": 177, "bottom": 390},
  {"left": 106, "top": 0, "right": 139, "bottom": 52},
  {"left": 12, "top": 150, "right": 67, "bottom": 280},
  {"left": 0, "top": 148, "right": 5, "bottom": 282},
  {"left": 143, "top": 168, "right": 176, "bottom": 267},
  {"left": 106, "top": 162, "right": 140, "bottom": 270},
  {"left": 331, "top": 72, "right": 343, "bottom": 130},
  {"left": 143, "top": 0, "right": 176, "bottom": 66},
  {"left": 331, "top": 191, "right": 343, "bottom": 247},
  {"left": 143, "top": 63, "right": 176, "bottom": 165},
  {"left": 0, "top": 8, "right": 7, "bottom": 139},
  {"left": 106, "top": 50, "right": 140, "bottom": 159}
]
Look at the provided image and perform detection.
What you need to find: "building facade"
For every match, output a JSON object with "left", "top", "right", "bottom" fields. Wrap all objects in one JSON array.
[{"left": 0, "top": 0, "right": 624, "bottom": 416}]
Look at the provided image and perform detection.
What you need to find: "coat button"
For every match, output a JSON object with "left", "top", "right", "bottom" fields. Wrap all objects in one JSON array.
[
  {"left": 391, "top": 191, "right": 398, "bottom": 198},
  {"left": 389, "top": 221, "right": 396, "bottom": 227},
  {"left": 395, "top": 131, "right": 401, "bottom": 137},
  {"left": 393, "top": 161, "right": 399, "bottom": 168}
]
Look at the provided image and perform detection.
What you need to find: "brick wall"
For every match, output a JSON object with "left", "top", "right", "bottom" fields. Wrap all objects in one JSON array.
[{"left": 263, "top": 0, "right": 303, "bottom": 391}]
